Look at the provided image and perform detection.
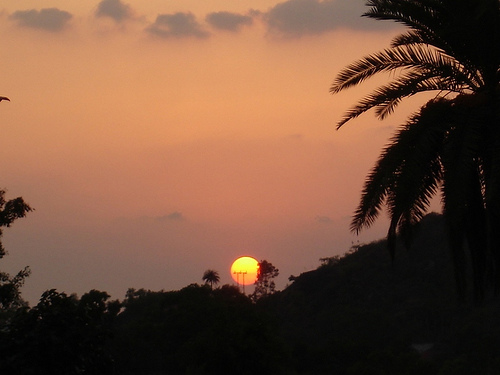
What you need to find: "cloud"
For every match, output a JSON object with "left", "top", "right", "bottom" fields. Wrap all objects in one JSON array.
[
  {"left": 10, "top": 8, "right": 72, "bottom": 32},
  {"left": 263, "top": 0, "right": 384, "bottom": 38},
  {"left": 146, "top": 12, "right": 209, "bottom": 39},
  {"left": 205, "top": 11, "right": 253, "bottom": 32},
  {"left": 95, "top": 0, "right": 133, "bottom": 22},
  {"left": 156, "top": 212, "right": 185, "bottom": 222},
  {"left": 316, "top": 215, "right": 333, "bottom": 224}
]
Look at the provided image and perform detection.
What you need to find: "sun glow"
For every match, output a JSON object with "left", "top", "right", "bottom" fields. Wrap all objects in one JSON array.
[{"left": 230, "top": 256, "right": 259, "bottom": 285}]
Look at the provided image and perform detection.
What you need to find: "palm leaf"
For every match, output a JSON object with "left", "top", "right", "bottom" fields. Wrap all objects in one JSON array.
[
  {"left": 364, "top": 0, "right": 448, "bottom": 48},
  {"left": 331, "top": 44, "right": 440, "bottom": 94},
  {"left": 351, "top": 98, "right": 450, "bottom": 239},
  {"left": 336, "top": 71, "right": 469, "bottom": 129},
  {"left": 383, "top": 100, "right": 450, "bottom": 257},
  {"left": 330, "top": 44, "right": 475, "bottom": 96}
]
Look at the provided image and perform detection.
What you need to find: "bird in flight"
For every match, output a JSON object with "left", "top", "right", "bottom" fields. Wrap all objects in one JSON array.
[{"left": 0, "top": 96, "right": 10, "bottom": 102}]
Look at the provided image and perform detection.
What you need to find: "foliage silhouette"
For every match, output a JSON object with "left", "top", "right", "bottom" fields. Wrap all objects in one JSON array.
[
  {"left": 0, "top": 289, "right": 119, "bottom": 374},
  {"left": 262, "top": 214, "right": 500, "bottom": 374},
  {"left": 0, "top": 190, "right": 32, "bottom": 310},
  {"left": 251, "top": 260, "right": 279, "bottom": 302},
  {"left": 202, "top": 269, "right": 220, "bottom": 289},
  {"left": 2, "top": 214, "right": 499, "bottom": 374},
  {"left": 331, "top": 0, "right": 500, "bottom": 304},
  {"left": 110, "top": 284, "right": 289, "bottom": 375}
]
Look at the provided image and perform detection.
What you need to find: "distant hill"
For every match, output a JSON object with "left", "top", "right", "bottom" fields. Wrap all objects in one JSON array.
[{"left": 261, "top": 213, "right": 500, "bottom": 374}]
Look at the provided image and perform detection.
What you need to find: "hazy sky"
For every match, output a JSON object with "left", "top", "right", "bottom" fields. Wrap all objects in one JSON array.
[{"left": 0, "top": 0, "right": 423, "bottom": 304}]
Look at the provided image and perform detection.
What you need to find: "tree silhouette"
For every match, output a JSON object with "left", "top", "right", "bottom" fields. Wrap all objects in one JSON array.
[
  {"left": 331, "top": 0, "right": 500, "bottom": 303},
  {"left": 251, "top": 260, "right": 279, "bottom": 301},
  {"left": 112, "top": 285, "right": 288, "bottom": 374},
  {"left": 0, "top": 289, "right": 119, "bottom": 374},
  {"left": 0, "top": 190, "right": 32, "bottom": 310},
  {"left": 202, "top": 269, "right": 220, "bottom": 289}
]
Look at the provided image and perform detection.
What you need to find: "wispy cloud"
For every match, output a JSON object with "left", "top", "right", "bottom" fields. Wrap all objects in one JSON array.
[
  {"left": 146, "top": 12, "right": 209, "bottom": 39},
  {"left": 205, "top": 11, "right": 253, "bottom": 32},
  {"left": 95, "top": 0, "right": 133, "bottom": 23},
  {"left": 10, "top": 8, "right": 72, "bottom": 32}
]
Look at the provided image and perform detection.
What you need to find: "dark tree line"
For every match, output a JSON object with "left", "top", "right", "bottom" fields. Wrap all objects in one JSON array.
[
  {"left": 0, "top": 289, "right": 120, "bottom": 374},
  {"left": 0, "top": 284, "right": 290, "bottom": 374},
  {"left": 2, "top": 215, "right": 500, "bottom": 374},
  {"left": 107, "top": 285, "right": 288, "bottom": 375}
]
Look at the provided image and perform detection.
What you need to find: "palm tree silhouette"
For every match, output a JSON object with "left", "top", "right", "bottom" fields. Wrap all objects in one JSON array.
[
  {"left": 331, "top": 0, "right": 500, "bottom": 303},
  {"left": 202, "top": 270, "right": 220, "bottom": 289}
]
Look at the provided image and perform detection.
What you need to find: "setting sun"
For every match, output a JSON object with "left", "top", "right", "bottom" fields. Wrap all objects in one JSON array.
[{"left": 230, "top": 256, "right": 259, "bottom": 285}]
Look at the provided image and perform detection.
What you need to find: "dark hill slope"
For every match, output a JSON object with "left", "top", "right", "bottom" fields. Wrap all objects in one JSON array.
[{"left": 262, "top": 213, "right": 500, "bottom": 374}]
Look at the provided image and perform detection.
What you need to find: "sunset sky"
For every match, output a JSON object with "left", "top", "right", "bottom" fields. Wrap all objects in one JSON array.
[{"left": 0, "top": 0, "right": 428, "bottom": 304}]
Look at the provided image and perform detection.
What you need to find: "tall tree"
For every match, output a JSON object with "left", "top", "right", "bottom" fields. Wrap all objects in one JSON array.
[
  {"left": 251, "top": 260, "right": 279, "bottom": 301},
  {"left": 330, "top": 0, "right": 500, "bottom": 303},
  {"left": 202, "top": 269, "right": 220, "bottom": 289}
]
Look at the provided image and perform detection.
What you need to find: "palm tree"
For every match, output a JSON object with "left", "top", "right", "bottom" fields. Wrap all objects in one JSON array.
[
  {"left": 202, "top": 269, "right": 220, "bottom": 289},
  {"left": 331, "top": 0, "right": 500, "bottom": 303}
]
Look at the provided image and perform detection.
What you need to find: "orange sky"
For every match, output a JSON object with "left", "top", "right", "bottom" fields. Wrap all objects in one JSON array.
[{"left": 0, "top": 1, "right": 431, "bottom": 303}]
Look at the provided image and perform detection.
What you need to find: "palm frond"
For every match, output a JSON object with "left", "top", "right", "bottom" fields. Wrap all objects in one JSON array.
[
  {"left": 336, "top": 72, "right": 466, "bottom": 129},
  {"left": 331, "top": 44, "right": 470, "bottom": 96},
  {"left": 352, "top": 98, "right": 454, "bottom": 261},
  {"left": 364, "top": 0, "right": 448, "bottom": 49},
  {"left": 351, "top": 99, "right": 450, "bottom": 235},
  {"left": 333, "top": 44, "right": 483, "bottom": 128},
  {"left": 391, "top": 30, "right": 429, "bottom": 47},
  {"left": 384, "top": 100, "right": 451, "bottom": 245},
  {"left": 364, "top": 0, "right": 443, "bottom": 28},
  {"left": 365, "top": 0, "right": 500, "bottom": 77}
]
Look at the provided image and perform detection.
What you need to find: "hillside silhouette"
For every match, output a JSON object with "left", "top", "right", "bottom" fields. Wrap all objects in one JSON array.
[{"left": 262, "top": 212, "right": 500, "bottom": 374}]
